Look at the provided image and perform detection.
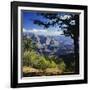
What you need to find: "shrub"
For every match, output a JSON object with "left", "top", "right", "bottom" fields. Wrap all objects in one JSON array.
[
  {"left": 23, "top": 51, "right": 31, "bottom": 66},
  {"left": 23, "top": 50, "right": 57, "bottom": 70},
  {"left": 47, "top": 60, "right": 57, "bottom": 68},
  {"left": 33, "top": 56, "right": 49, "bottom": 70},
  {"left": 23, "top": 50, "right": 49, "bottom": 70},
  {"left": 23, "top": 50, "right": 39, "bottom": 66},
  {"left": 58, "top": 60, "right": 66, "bottom": 72}
]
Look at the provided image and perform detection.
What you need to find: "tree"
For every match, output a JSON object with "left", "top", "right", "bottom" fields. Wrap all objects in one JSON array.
[
  {"left": 23, "top": 34, "right": 37, "bottom": 51},
  {"left": 33, "top": 12, "right": 79, "bottom": 73}
]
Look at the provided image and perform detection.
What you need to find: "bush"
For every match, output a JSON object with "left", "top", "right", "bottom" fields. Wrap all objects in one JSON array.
[
  {"left": 47, "top": 60, "right": 57, "bottom": 68},
  {"left": 23, "top": 50, "right": 57, "bottom": 70},
  {"left": 23, "top": 50, "right": 49, "bottom": 70},
  {"left": 23, "top": 50, "right": 39, "bottom": 66},
  {"left": 23, "top": 51, "right": 31, "bottom": 66},
  {"left": 58, "top": 60, "right": 66, "bottom": 72},
  {"left": 32, "top": 55, "right": 49, "bottom": 70}
]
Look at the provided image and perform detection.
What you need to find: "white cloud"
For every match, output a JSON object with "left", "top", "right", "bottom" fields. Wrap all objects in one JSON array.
[
  {"left": 62, "top": 24, "right": 68, "bottom": 27},
  {"left": 60, "top": 15, "right": 71, "bottom": 20},
  {"left": 23, "top": 28, "right": 63, "bottom": 36},
  {"left": 70, "top": 20, "right": 75, "bottom": 25}
]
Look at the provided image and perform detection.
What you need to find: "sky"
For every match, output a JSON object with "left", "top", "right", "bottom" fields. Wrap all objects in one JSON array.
[
  {"left": 21, "top": 10, "right": 76, "bottom": 44},
  {"left": 22, "top": 11, "right": 45, "bottom": 30},
  {"left": 21, "top": 10, "right": 72, "bottom": 36}
]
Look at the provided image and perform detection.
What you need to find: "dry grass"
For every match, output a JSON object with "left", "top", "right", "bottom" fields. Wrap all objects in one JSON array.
[
  {"left": 23, "top": 66, "right": 63, "bottom": 76},
  {"left": 45, "top": 68, "right": 63, "bottom": 75}
]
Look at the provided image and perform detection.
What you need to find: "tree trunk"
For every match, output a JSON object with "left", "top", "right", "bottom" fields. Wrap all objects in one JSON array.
[
  {"left": 74, "top": 38, "right": 79, "bottom": 74},
  {"left": 73, "top": 14, "right": 79, "bottom": 74}
]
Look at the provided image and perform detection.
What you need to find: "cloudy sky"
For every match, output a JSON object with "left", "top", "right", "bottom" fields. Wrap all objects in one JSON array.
[
  {"left": 22, "top": 11, "right": 73, "bottom": 36},
  {"left": 23, "top": 28, "right": 64, "bottom": 36},
  {"left": 21, "top": 10, "right": 76, "bottom": 39}
]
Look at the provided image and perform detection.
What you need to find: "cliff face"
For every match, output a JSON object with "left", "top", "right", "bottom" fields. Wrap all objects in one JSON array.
[{"left": 23, "top": 32, "right": 74, "bottom": 57}]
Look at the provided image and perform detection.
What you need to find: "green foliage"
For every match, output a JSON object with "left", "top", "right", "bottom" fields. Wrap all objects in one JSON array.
[
  {"left": 23, "top": 51, "right": 31, "bottom": 66},
  {"left": 23, "top": 49, "right": 75, "bottom": 75},
  {"left": 47, "top": 60, "right": 57, "bottom": 68},
  {"left": 32, "top": 56, "right": 49, "bottom": 70},
  {"left": 23, "top": 50, "right": 58, "bottom": 70},
  {"left": 65, "top": 61, "right": 75, "bottom": 72},
  {"left": 23, "top": 35, "right": 37, "bottom": 51},
  {"left": 58, "top": 60, "right": 66, "bottom": 72}
]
